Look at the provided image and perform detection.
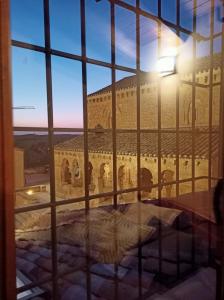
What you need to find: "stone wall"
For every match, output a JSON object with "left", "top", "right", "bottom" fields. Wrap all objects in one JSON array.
[
  {"left": 54, "top": 148, "right": 213, "bottom": 205},
  {"left": 87, "top": 70, "right": 221, "bottom": 129}
]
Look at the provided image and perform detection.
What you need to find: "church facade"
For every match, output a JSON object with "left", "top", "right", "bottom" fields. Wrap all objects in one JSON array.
[{"left": 54, "top": 55, "right": 221, "bottom": 205}]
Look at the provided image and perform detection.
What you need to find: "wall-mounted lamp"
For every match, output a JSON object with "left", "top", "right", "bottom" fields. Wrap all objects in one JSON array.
[
  {"left": 156, "top": 55, "right": 177, "bottom": 77},
  {"left": 156, "top": 47, "right": 178, "bottom": 77}
]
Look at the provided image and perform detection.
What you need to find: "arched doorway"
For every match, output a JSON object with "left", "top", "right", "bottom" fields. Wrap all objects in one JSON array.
[{"left": 140, "top": 168, "right": 153, "bottom": 192}]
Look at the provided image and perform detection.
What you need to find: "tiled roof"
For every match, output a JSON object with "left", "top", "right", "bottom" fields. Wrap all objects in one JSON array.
[{"left": 55, "top": 128, "right": 219, "bottom": 159}]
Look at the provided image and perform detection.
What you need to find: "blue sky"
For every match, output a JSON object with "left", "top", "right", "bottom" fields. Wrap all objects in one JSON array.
[{"left": 11, "top": 0, "right": 223, "bottom": 128}]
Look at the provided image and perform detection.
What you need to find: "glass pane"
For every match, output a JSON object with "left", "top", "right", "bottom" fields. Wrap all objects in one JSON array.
[
  {"left": 140, "top": 0, "right": 158, "bottom": 16},
  {"left": 14, "top": 131, "right": 50, "bottom": 209},
  {"left": 161, "top": 76, "right": 177, "bottom": 128},
  {"left": 162, "top": 0, "right": 177, "bottom": 24},
  {"left": 51, "top": 56, "right": 83, "bottom": 128},
  {"left": 56, "top": 203, "right": 87, "bottom": 299},
  {"left": 211, "top": 131, "right": 219, "bottom": 178},
  {"left": 54, "top": 132, "right": 85, "bottom": 201},
  {"left": 88, "top": 131, "right": 113, "bottom": 196},
  {"left": 214, "top": 0, "right": 222, "bottom": 34},
  {"left": 179, "top": 133, "right": 192, "bottom": 180},
  {"left": 195, "top": 87, "right": 209, "bottom": 126},
  {"left": 117, "top": 133, "right": 137, "bottom": 193},
  {"left": 160, "top": 25, "right": 178, "bottom": 57},
  {"left": 11, "top": 0, "right": 44, "bottom": 46},
  {"left": 15, "top": 208, "right": 52, "bottom": 291},
  {"left": 116, "top": 70, "right": 137, "bottom": 129},
  {"left": 196, "top": 0, "right": 211, "bottom": 38},
  {"left": 161, "top": 132, "right": 176, "bottom": 198},
  {"left": 140, "top": 132, "right": 158, "bottom": 198},
  {"left": 141, "top": 82, "right": 158, "bottom": 129},
  {"left": 86, "top": 0, "right": 111, "bottom": 62},
  {"left": 195, "top": 178, "right": 209, "bottom": 192},
  {"left": 179, "top": 33, "right": 193, "bottom": 78},
  {"left": 179, "top": 181, "right": 192, "bottom": 195},
  {"left": 115, "top": 6, "right": 136, "bottom": 69},
  {"left": 140, "top": 16, "right": 158, "bottom": 72},
  {"left": 179, "top": 83, "right": 193, "bottom": 127},
  {"left": 213, "top": 35, "right": 222, "bottom": 53},
  {"left": 87, "top": 64, "right": 111, "bottom": 129},
  {"left": 180, "top": 0, "right": 193, "bottom": 31},
  {"left": 12, "top": 47, "right": 48, "bottom": 127},
  {"left": 50, "top": 0, "right": 81, "bottom": 54},
  {"left": 195, "top": 133, "right": 209, "bottom": 178},
  {"left": 118, "top": 191, "right": 138, "bottom": 204}
]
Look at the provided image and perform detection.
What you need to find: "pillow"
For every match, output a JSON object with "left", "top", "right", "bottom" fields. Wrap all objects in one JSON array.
[{"left": 124, "top": 202, "right": 182, "bottom": 226}]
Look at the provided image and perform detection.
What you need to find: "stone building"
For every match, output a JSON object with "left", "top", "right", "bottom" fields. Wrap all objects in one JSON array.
[
  {"left": 14, "top": 147, "right": 24, "bottom": 189},
  {"left": 54, "top": 55, "right": 221, "bottom": 204}
]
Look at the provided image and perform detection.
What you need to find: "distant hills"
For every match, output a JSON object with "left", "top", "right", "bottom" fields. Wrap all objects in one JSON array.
[{"left": 14, "top": 134, "right": 77, "bottom": 169}]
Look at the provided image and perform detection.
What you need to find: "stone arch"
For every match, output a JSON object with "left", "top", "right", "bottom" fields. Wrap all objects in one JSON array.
[
  {"left": 98, "top": 162, "right": 112, "bottom": 193},
  {"left": 71, "top": 159, "right": 83, "bottom": 187},
  {"left": 61, "top": 158, "right": 71, "bottom": 185},
  {"left": 140, "top": 167, "right": 153, "bottom": 192},
  {"left": 161, "top": 169, "right": 174, "bottom": 198}
]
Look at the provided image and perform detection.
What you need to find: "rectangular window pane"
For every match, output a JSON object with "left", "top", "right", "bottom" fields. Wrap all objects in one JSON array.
[
  {"left": 14, "top": 131, "right": 50, "bottom": 209},
  {"left": 118, "top": 191, "right": 138, "bottom": 204},
  {"left": 11, "top": 0, "right": 44, "bottom": 46},
  {"left": 161, "top": 133, "right": 176, "bottom": 196},
  {"left": 140, "top": 0, "right": 158, "bottom": 16},
  {"left": 117, "top": 133, "right": 137, "bottom": 192},
  {"left": 179, "top": 83, "right": 192, "bottom": 127},
  {"left": 12, "top": 47, "right": 48, "bottom": 127},
  {"left": 52, "top": 56, "right": 83, "bottom": 128},
  {"left": 179, "top": 133, "right": 192, "bottom": 180},
  {"left": 211, "top": 132, "right": 219, "bottom": 178},
  {"left": 140, "top": 132, "right": 158, "bottom": 197},
  {"left": 179, "top": 181, "right": 192, "bottom": 196},
  {"left": 196, "top": 0, "right": 211, "bottom": 38},
  {"left": 161, "top": 76, "right": 177, "bottom": 128},
  {"left": 56, "top": 203, "right": 88, "bottom": 299},
  {"left": 87, "top": 64, "right": 112, "bottom": 129},
  {"left": 162, "top": 0, "right": 177, "bottom": 24},
  {"left": 212, "top": 85, "right": 220, "bottom": 126},
  {"left": 50, "top": 0, "right": 81, "bottom": 54},
  {"left": 116, "top": 70, "right": 137, "bottom": 129},
  {"left": 86, "top": 0, "right": 111, "bottom": 62},
  {"left": 54, "top": 132, "right": 85, "bottom": 200},
  {"left": 141, "top": 83, "right": 158, "bottom": 129},
  {"left": 140, "top": 17, "right": 158, "bottom": 72},
  {"left": 195, "top": 133, "right": 209, "bottom": 178},
  {"left": 15, "top": 208, "right": 52, "bottom": 293},
  {"left": 88, "top": 131, "right": 113, "bottom": 196},
  {"left": 115, "top": 6, "right": 136, "bottom": 69},
  {"left": 195, "top": 87, "right": 209, "bottom": 126},
  {"left": 180, "top": 0, "right": 193, "bottom": 31}
]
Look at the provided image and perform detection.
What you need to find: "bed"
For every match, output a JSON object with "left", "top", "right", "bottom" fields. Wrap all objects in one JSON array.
[{"left": 15, "top": 198, "right": 216, "bottom": 299}]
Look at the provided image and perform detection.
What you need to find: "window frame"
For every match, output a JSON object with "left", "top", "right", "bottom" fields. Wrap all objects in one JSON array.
[{"left": 0, "top": 0, "right": 16, "bottom": 299}]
